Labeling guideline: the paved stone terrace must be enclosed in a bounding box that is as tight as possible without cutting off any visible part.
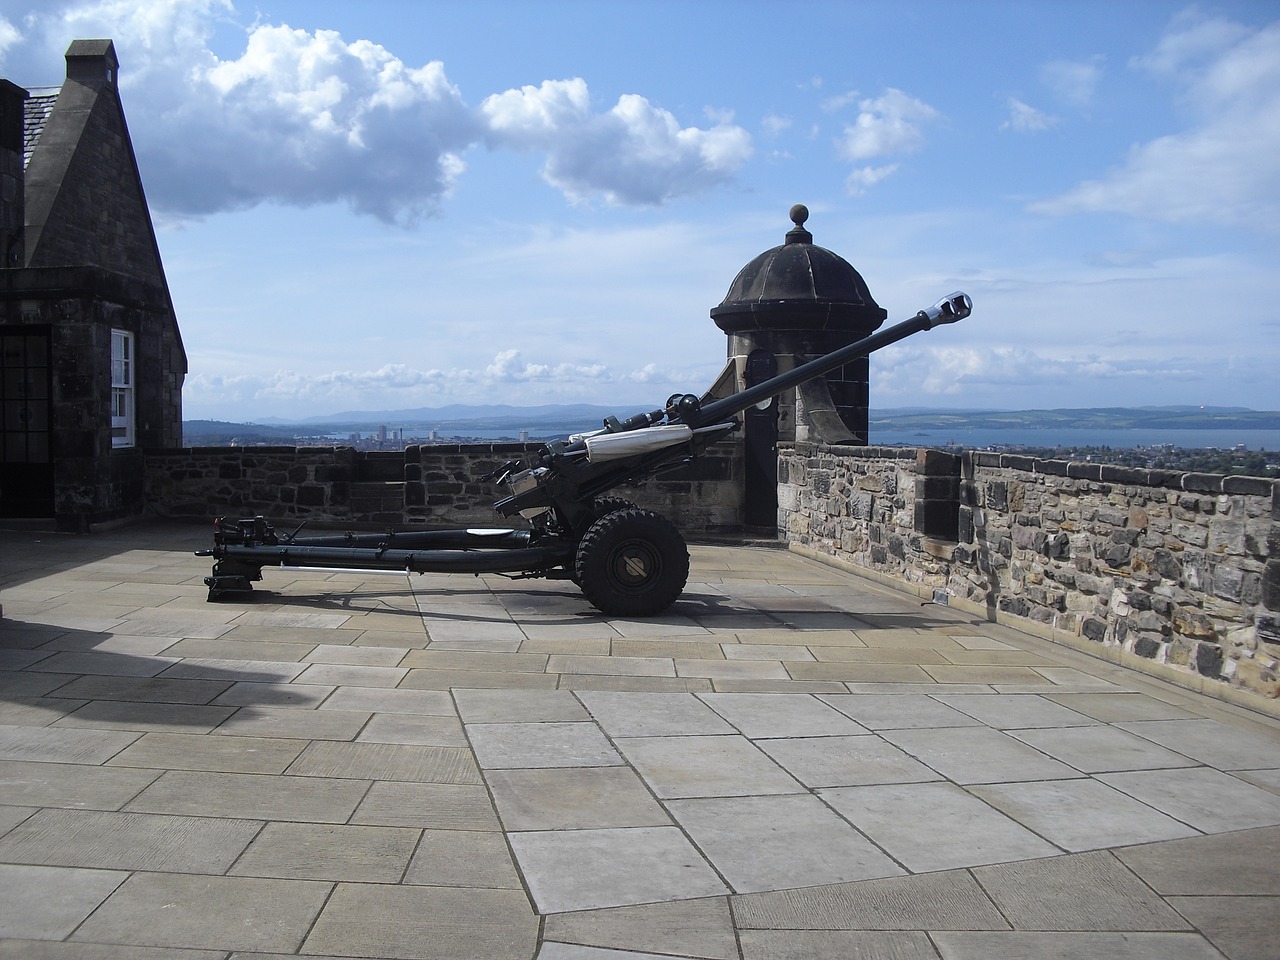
[2,521,1279,960]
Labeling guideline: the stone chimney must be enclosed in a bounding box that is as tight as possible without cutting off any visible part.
[0,79,27,267]
[65,39,118,89]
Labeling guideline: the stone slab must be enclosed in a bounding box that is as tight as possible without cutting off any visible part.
[758,735,939,788]
[0,725,139,764]
[73,872,330,953]
[931,931,1231,960]
[54,699,237,734]
[881,726,1081,784]
[230,821,419,882]
[1115,718,1280,771]
[542,897,737,960]
[509,825,729,913]
[0,940,224,958]
[356,712,466,746]
[1042,693,1202,723]
[293,662,409,687]
[667,793,903,892]
[211,705,371,740]
[0,759,160,810]
[932,694,1097,729]
[287,739,481,782]
[0,863,126,940]
[453,688,590,723]
[740,930,942,960]
[303,642,407,665]
[971,778,1201,852]
[1018,722,1201,772]
[467,721,623,769]
[210,681,335,707]
[159,636,318,662]
[731,869,1009,930]
[1099,767,1280,832]
[616,734,802,798]
[107,731,306,774]
[720,643,814,661]
[676,659,791,681]
[822,781,1060,872]
[403,828,522,888]
[26,650,179,678]
[1165,896,1278,960]
[485,765,670,830]
[547,655,675,677]
[784,662,933,683]
[303,883,538,959]
[1114,825,1280,894]
[125,770,369,822]
[350,779,501,830]
[0,808,259,873]
[319,684,456,715]
[566,675,717,692]
[697,693,868,738]
[157,658,308,683]
[576,691,734,737]
[818,693,983,729]
[399,667,560,690]
[972,850,1192,931]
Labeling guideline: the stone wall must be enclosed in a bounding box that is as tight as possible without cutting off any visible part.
[779,441,1280,706]
[144,438,745,534]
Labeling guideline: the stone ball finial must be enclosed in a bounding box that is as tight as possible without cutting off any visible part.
[785,203,813,245]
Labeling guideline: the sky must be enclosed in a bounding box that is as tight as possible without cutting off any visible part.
[1,0,1277,422]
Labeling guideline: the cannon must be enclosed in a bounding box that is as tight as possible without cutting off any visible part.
[198,291,971,615]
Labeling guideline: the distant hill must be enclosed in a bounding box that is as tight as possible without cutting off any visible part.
[184,405,1280,445]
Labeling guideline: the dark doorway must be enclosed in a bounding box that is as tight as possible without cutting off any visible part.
[743,348,779,530]
[0,329,54,518]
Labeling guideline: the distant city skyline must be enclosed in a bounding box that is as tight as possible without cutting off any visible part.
[2,0,1276,421]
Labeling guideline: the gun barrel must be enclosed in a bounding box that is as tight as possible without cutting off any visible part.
[683,291,970,428]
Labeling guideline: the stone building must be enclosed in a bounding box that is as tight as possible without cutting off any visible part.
[0,39,186,530]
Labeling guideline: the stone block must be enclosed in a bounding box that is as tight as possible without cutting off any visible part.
[1264,560,1280,612]
[1183,472,1224,494]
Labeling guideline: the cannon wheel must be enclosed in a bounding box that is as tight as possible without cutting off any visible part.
[591,496,637,519]
[565,497,640,586]
[574,507,689,616]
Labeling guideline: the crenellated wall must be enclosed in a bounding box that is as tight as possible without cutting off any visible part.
[779,441,1280,708]
[144,439,744,535]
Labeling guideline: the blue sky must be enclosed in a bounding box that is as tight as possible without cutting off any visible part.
[2,0,1277,421]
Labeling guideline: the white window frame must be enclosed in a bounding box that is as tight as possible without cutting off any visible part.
[111,329,135,448]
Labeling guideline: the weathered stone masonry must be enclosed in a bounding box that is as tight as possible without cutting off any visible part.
[144,438,744,534]
[779,442,1280,704]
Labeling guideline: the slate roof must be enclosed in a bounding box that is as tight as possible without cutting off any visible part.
[22,89,58,169]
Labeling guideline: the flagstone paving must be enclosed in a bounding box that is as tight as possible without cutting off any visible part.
[2,521,1279,958]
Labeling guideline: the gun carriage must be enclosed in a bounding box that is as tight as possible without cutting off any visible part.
[199,292,971,615]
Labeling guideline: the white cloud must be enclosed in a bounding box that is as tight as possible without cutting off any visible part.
[834,88,940,194]
[845,163,899,195]
[0,16,22,58]
[761,113,791,138]
[1040,57,1103,106]
[9,0,751,221]
[1001,97,1058,133]
[1030,13,1280,232]
[481,79,752,206]
[183,347,712,419]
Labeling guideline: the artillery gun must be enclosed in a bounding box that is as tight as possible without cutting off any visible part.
[199,292,971,615]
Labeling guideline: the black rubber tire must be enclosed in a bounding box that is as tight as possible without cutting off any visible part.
[591,496,637,519]
[574,507,689,616]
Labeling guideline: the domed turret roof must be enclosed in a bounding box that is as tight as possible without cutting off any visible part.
[710,204,887,334]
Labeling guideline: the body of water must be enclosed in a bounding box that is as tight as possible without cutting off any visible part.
[868,427,1280,451]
